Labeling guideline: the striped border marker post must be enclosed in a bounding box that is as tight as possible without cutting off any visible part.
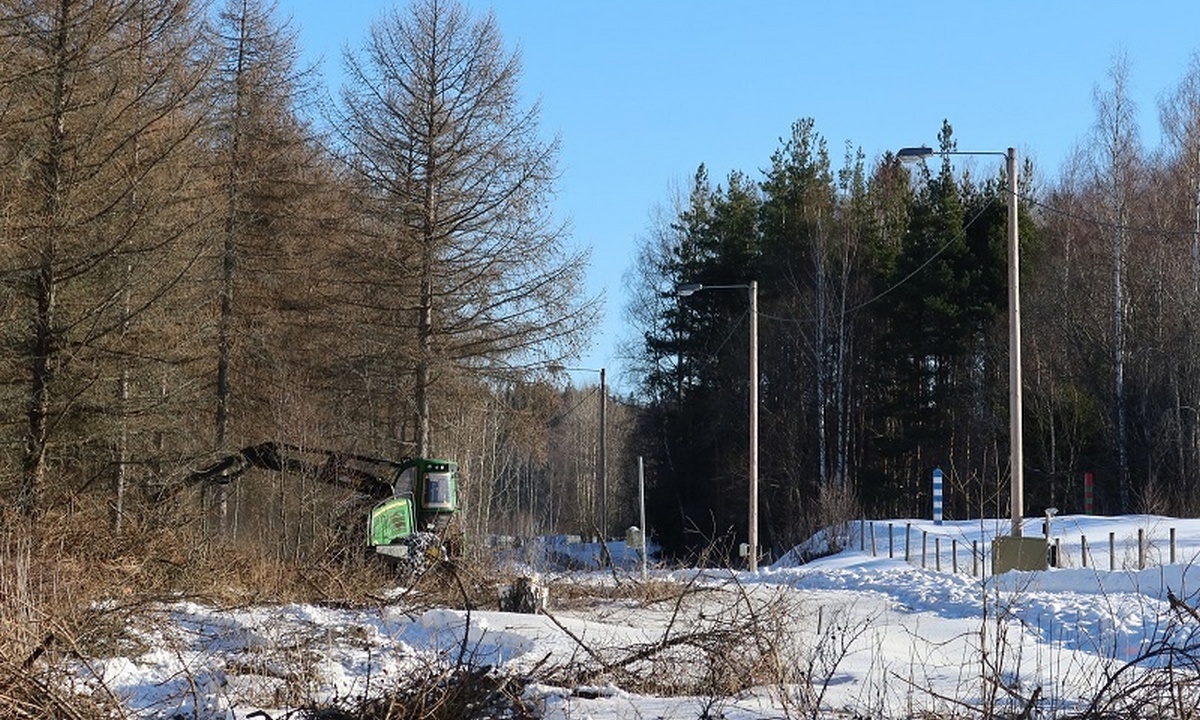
[1084,472,1094,515]
[933,467,944,526]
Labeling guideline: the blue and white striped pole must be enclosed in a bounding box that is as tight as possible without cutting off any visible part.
[933,467,944,525]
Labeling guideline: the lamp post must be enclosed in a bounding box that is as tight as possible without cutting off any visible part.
[898,146,1023,537]
[677,280,759,570]
[550,365,607,543]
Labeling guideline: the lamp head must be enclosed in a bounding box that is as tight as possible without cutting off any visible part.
[676,283,703,297]
[897,146,934,163]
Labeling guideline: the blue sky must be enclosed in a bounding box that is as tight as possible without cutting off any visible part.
[279,0,1200,393]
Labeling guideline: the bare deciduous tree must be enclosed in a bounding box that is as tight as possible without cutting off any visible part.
[0,0,211,517]
[1089,55,1143,511]
[332,0,597,458]
[209,0,327,451]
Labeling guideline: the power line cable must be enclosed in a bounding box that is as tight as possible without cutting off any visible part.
[1023,194,1200,237]
[758,195,1001,324]
[675,187,1199,334]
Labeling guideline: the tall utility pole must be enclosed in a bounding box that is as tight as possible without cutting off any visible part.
[1005,147,1023,537]
[748,280,759,569]
[599,367,607,541]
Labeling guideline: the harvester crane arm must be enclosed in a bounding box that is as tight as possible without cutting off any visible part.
[186,441,395,498]
[184,441,460,567]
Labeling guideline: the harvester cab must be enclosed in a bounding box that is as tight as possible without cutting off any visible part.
[369,457,459,561]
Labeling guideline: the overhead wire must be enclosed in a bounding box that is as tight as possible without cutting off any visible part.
[672,305,750,377]
[755,186,1200,328]
[545,384,600,427]
[1022,194,1200,237]
[676,179,1200,334]
[756,194,1001,325]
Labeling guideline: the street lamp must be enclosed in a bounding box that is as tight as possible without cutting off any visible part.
[677,280,760,571]
[897,146,1023,538]
[549,365,607,543]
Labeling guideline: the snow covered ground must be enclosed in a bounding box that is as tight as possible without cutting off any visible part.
[76,515,1200,718]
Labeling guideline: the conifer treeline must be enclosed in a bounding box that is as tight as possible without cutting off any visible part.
[630,57,1200,558]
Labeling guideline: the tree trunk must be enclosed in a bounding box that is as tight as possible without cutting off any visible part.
[22,0,72,517]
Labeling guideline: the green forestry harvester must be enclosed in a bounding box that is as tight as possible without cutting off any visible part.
[187,442,460,564]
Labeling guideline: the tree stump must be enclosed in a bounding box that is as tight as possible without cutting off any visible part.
[499,576,547,613]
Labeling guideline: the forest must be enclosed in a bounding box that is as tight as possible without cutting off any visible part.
[0,0,613,558]
[627,59,1200,560]
[4,0,1200,568]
